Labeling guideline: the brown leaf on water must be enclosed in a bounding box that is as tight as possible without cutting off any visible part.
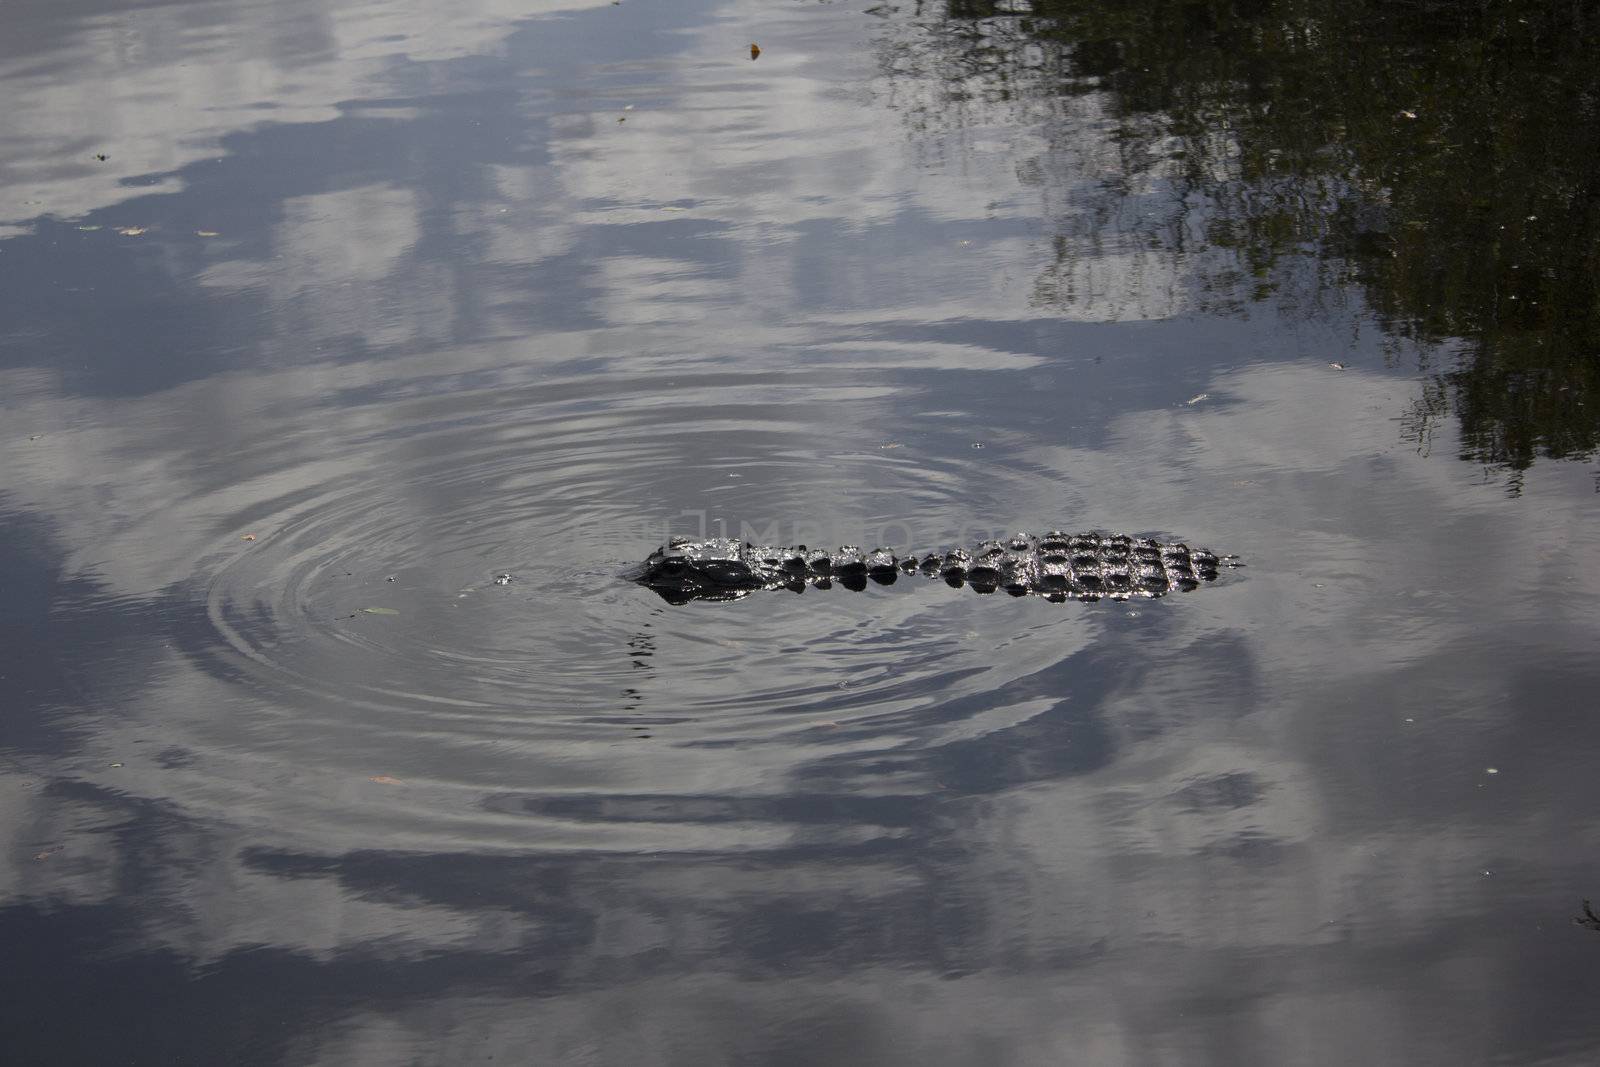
[240,533,256,541]
[750,42,761,60]
[368,775,402,784]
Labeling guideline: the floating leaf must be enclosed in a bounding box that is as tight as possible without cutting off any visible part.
[361,607,400,615]
[750,42,761,60]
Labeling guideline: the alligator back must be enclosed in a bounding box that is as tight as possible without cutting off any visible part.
[628,531,1240,604]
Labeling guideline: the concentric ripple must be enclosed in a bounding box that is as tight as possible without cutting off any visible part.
[166,351,1142,827]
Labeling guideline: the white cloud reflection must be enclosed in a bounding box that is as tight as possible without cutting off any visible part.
[3,0,1599,1063]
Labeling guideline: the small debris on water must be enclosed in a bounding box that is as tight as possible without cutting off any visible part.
[1186,393,1208,405]
[196,230,220,237]
[493,573,515,585]
[28,434,42,441]
[240,533,256,541]
[361,607,399,615]
[970,442,984,449]
[1485,767,1499,775]
[385,575,397,582]
[115,226,147,236]
[34,846,63,861]
[1329,361,1346,370]
[109,762,123,768]
[368,775,402,784]
[94,153,108,162]
[750,42,761,60]
[1397,109,1417,119]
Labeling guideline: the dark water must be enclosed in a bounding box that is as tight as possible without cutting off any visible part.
[3,0,1599,1062]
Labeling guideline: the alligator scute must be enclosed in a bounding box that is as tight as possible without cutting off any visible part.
[628,531,1241,604]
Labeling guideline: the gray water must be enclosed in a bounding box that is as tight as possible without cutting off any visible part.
[4,1,1600,1063]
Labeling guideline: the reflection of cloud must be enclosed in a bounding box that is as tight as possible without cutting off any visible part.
[201,182,438,348]
[7,317,1600,1061]
[5,2,1600,1063]
[6,352,1598,946]
[0,0,613,227]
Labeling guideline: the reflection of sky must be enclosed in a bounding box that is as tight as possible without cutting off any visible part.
[0,0,618,227]
[4,0,1600,1064]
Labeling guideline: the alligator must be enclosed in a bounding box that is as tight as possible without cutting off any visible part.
[628,532,1240,604]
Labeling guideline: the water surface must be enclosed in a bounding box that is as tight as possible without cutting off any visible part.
[4,0,1600,1063]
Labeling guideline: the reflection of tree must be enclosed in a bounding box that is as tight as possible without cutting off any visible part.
[877,0,1600,483]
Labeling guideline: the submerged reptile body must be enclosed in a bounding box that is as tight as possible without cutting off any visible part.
[630,532,1239,604]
